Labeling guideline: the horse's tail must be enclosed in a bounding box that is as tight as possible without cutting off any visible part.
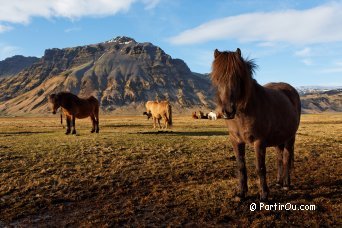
[167,103,172,126]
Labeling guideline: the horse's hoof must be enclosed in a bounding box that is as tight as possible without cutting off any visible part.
[91,130,95,133]
[96,130,99,133]
[65,131,70,135]
[72,131,76,135]
[233,192,246,202]
[233,196,244,202]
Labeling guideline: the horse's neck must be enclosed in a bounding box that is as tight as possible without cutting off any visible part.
[240,79,264,115]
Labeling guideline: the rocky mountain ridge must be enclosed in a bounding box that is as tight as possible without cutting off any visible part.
[0,36,215,114]
[0,55,39,78]
[0,37,340,115]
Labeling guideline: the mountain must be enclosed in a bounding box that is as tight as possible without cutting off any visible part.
[0,36,215,114]
[300,88,342,113]
[296,86,342,95]
[0,55,39,78]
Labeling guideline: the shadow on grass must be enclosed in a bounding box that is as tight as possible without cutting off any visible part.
[105,124,146,128]
[0,131,52,136]
[136,130,228,136]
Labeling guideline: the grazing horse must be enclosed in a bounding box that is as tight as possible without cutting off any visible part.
[199,111,208,119]
[144,101,172,129]
[48,92,100,135]
[208,111,217,120]
[211,48,301,201]
[192,111,199,119]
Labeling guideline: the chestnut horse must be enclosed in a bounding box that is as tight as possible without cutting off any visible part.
[48,92,99,134]
[143,101,172,129]
[211,48,301,201]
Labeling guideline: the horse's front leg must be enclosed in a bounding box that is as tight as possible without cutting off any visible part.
[65,116,71,135]
[71,115,76,134]
[254,141,269,201]
[153,117,156,129]
[283,137,295,190]
[231,139,248,201]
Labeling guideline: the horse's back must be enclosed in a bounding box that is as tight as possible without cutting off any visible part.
[264,82,301,115]
[87,96,99,106]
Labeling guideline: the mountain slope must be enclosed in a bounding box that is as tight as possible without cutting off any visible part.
[0,37,215,114]
[0,55,39,78]
[300,89,342,113]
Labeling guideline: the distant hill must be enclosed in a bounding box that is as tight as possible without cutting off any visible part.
[0,55,39,78]
[0,36,215,114]
[300,88,342,113]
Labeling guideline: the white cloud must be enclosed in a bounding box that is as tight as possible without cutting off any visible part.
[0,0,160,24]
[295,47,311,57]
[142,0,160,10]
[0,24,12,33]
[0,44,20,60]
[301,59,313,66]
[64,27,82,33]
[320,67,342,74]
[320,60,342,73]
[169,2,342,45]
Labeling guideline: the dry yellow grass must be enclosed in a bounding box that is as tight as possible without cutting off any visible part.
[0,114,341,226]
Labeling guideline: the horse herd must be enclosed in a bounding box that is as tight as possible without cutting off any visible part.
[48,48,301,201]
[192,111,221,120]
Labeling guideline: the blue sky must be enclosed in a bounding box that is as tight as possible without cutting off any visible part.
[0,0,341,86]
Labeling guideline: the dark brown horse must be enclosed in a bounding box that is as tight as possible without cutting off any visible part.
[211,48,301,201]
[48,92,100,135]
[199,111,208,119]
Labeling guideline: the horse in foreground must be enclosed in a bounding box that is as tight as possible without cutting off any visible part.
[143,101,172,129]
[48,92,100,134]
[211,48,301,201]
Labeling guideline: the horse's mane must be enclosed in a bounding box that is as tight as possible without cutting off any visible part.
[211,49,257,108]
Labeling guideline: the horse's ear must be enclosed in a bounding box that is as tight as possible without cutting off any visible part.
[214,49,220,58]
[236,48,241,56]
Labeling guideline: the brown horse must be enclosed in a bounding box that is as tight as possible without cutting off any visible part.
[143,101,172,129]
[48,92,100,135]
[192,111,199,119]
[211,48,301,201]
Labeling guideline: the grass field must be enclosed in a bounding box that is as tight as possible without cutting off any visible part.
[0,114,341,226]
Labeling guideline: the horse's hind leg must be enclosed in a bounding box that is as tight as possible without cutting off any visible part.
[157,118,162,129]
[65,116,71,135]
[276,144,285,186]
[71,115,76,134]
[283,137,295,190]
[94,108,99,133]
[90,115,96,133]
